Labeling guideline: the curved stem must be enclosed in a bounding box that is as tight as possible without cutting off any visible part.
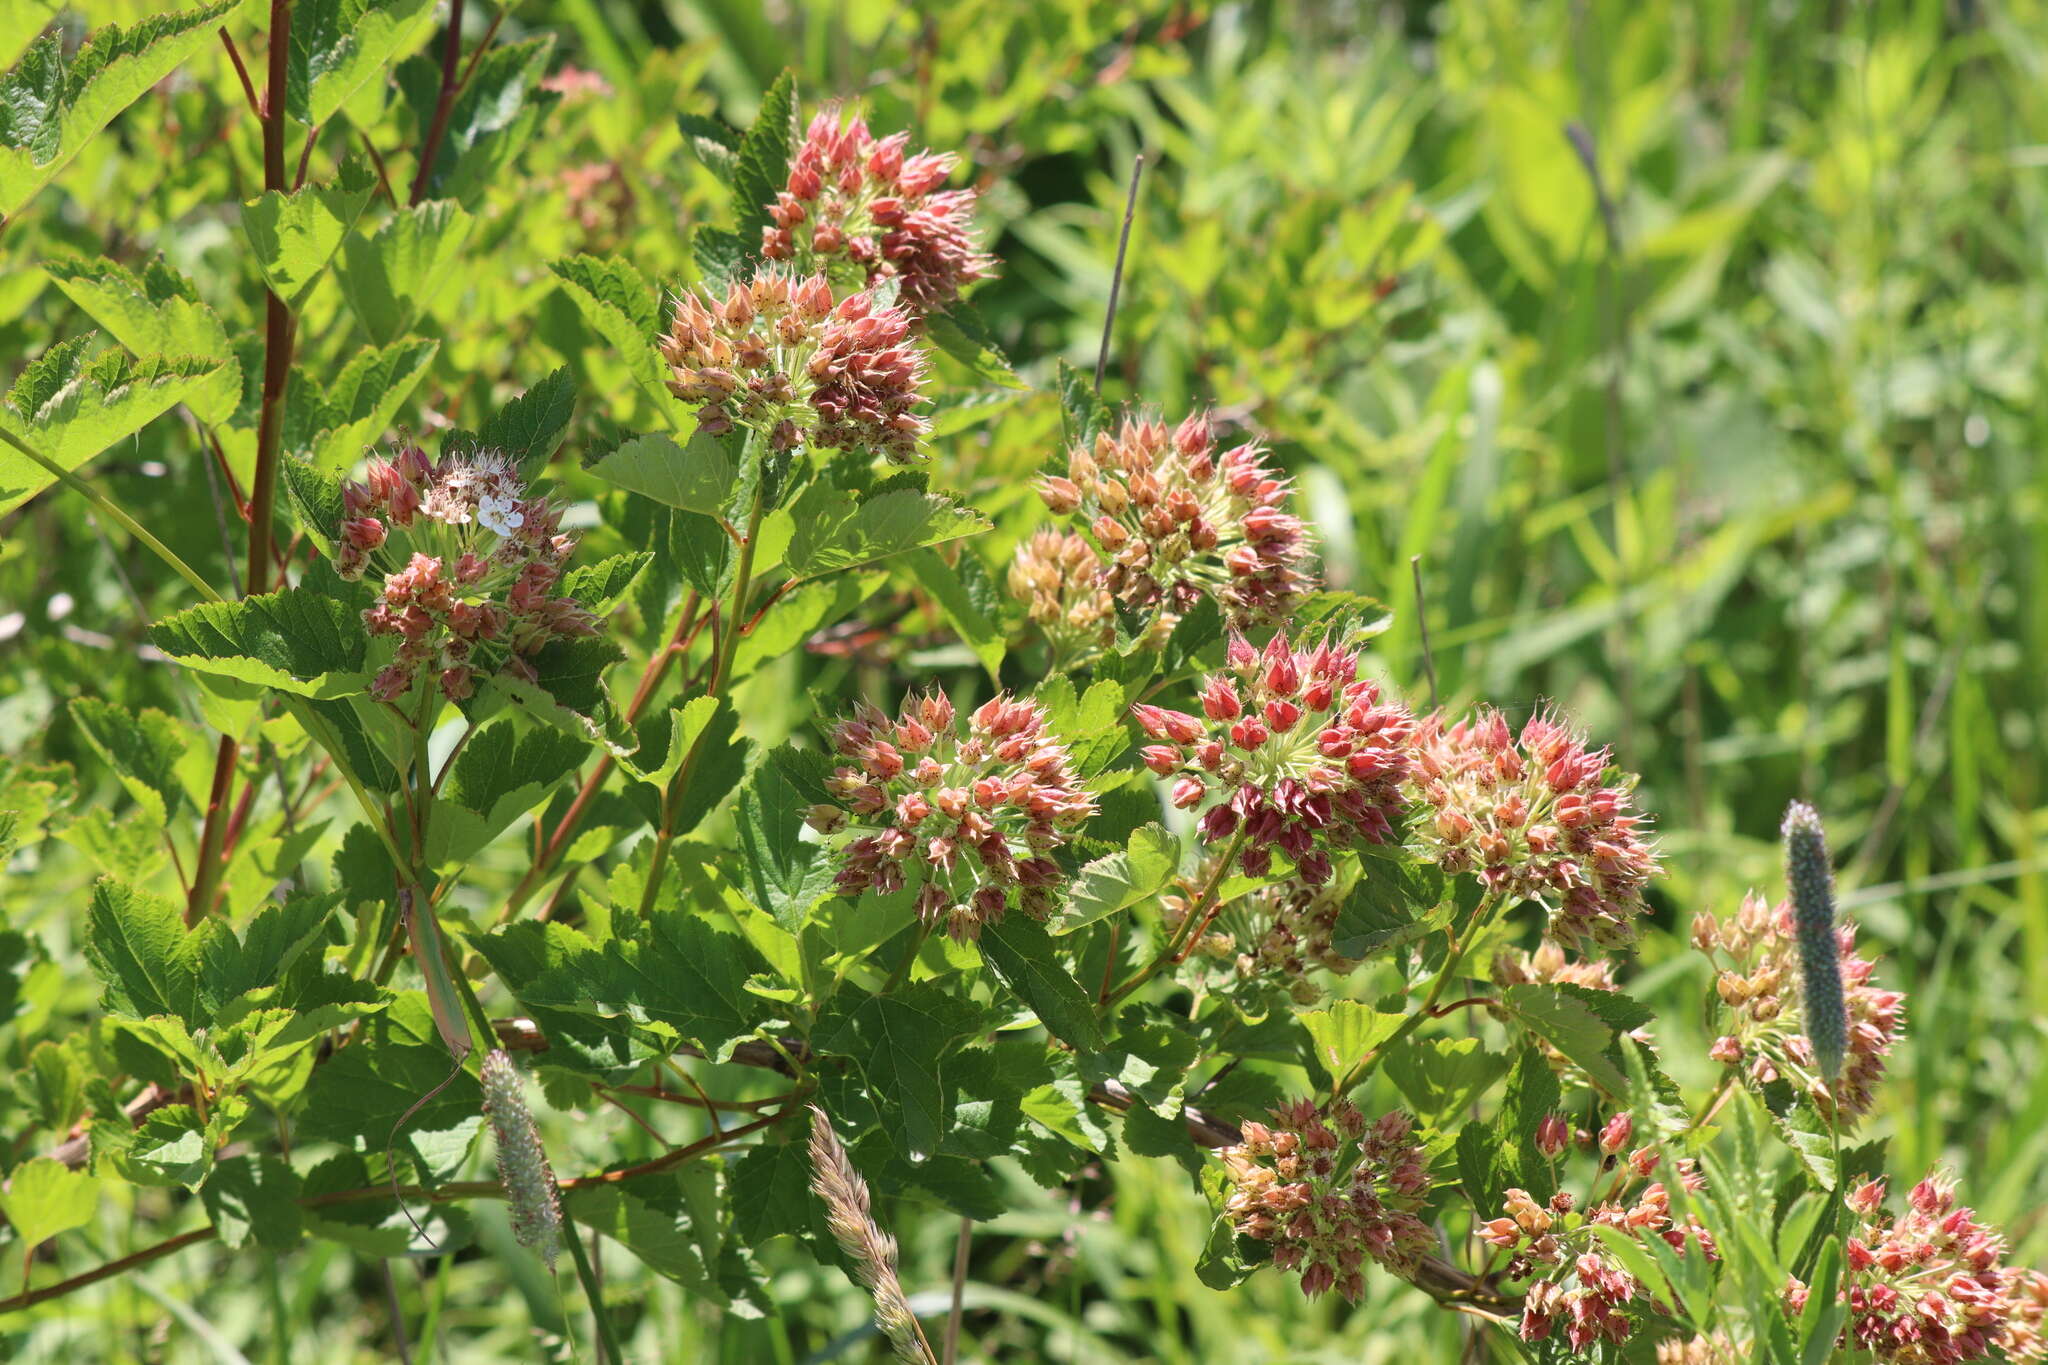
[1101,829,1248,1013]
[0,426,223,602]
[1335,892,1503,1096]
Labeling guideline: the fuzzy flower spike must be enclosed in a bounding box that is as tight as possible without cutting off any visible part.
[1694,889,1903,1124]
[1133,631,1414,883]
[1040,412,1315,635]
[1407,707,1660,949]
[336,438,596,704]
[1782,800,1849,1084]
[764,106,994,314]
[814,691,1097,940]
[480,1050,563,1270]
[661,268,930,462]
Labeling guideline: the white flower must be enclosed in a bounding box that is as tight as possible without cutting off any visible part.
[478,492,525,537]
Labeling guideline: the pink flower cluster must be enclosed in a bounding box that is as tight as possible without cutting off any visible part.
[660,270,929,461]
[1784,1173,2045,1363]
[1408,709,1659,950]
[1007,528,1116,661]
[815,692,1097,940]
[1220,1101,1435,1301]
[762,108,994,314]
[336,441,595,704]
[1133,633,1414,883]
[1039,413,1314,633]
[1482,1117,1715,1351]
[1695,890,1905,1124]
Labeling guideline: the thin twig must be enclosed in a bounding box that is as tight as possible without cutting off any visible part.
[942,1216,973,1365]
[381,1260,416,1365]
[218,29,261,118]
[409,0,469,206]
[1094,151,1144,395]
[1411,554,1439,711]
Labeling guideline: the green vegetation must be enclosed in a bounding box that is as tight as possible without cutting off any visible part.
[0,1,2042,1361]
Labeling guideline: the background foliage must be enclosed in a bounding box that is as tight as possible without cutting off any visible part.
[1,0,2044,1360]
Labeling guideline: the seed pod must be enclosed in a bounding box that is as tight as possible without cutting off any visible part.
[480,1050,562,1270]
[1782,801,1848,1084]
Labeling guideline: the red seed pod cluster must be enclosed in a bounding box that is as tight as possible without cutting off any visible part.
[1784,1172,2043,1363]
[762,108,994,315]
[816,692,1097,940]
[1132,632,1414,884]
[1220,1101,1435,1302]
[1235,879,1358,1004]
[1407,708,1659,950]
[1481,1132,1716,1351]
[660,270,929,461]
[1695,890,1905,1124]
[1038,413,1315,634]
[336,440,596,704]
[1007,528,1118,661]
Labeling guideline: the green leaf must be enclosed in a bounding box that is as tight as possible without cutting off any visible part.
[979,916,1103,1051]
[925,302,1025,389]
[149,582,369,698]
[735,744,834,930]
[41,255,240,423]
[0,1,237,221]
[240,162,378,310]
[426,721,585,869]
[296,998,482,1181]
[587,431,735,515]
[1034,677,1129,779]
[565,1166,725,1299]
[902,545,1004,679]
[784,479,991,579]
[1585,1223,1677,1311]
[1798,1236,1847,1363]
[0,340,231,517]
[201,1155,305,1251]
[281,456,346,553]
[84,877,201,1025]
[472,366,576,476]
[123,1104,213,1188]
[0,1157,98,1247]
[815,982,985,1161]
[547,255,683,422]
[398,36,557,207]
[725,1140,816,1244]
[0,2,59,70]
[289,335,440,471]
[618,696,721,789]
[1298,1000,1405,1085]
[335,200,474,346]
[197,891,338,1008]
[1194,1163,1273,1288]
[1383,1036,1510,1123]
[561,552,651,616]
[1054,359,1110,448]
[1081,1008,1199,1116]
[511,908,768,1058]
[288,0,437,125]
[1051,824,1178,934]
[1764,1087,1840,1191]
[1328,855,1448,959]
[727,70,796,272]
[1497,983,1629,1098]
[68,697,189,819]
